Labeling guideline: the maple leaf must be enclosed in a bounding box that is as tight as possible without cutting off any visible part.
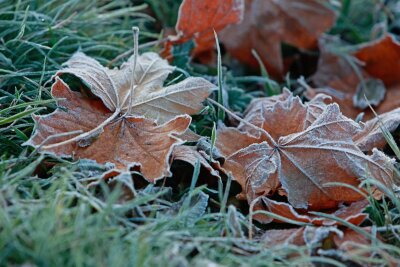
[25,78,191,182]
[58,51,215,124]
[311,34,400,120]
[216,91,331,199]
[238,89,331,138]
[216,92,394,210]
[220,0,336,78]
[164,0,244,56]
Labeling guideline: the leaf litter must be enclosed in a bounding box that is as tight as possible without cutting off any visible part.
[25,29,215,182]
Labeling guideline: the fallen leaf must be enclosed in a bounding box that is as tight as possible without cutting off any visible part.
[25,78,191,182]
[238,89,330,139]
[164,0,244,56]
[255,197,368,226]
[333,227,371,250]
[354,34,400,86]
[264,225,396,265]
[172,145,220,178]
[330,227,398,266]
[311,34,400,119]
[354,108,400,152]
[220,0,336,78]
[216,92,394,210]
[263,226,377,259]
[58,51,214,123]
[262,226,343,248]
[262,227,305,247]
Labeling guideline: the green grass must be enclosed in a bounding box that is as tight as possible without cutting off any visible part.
[1,1,400,266]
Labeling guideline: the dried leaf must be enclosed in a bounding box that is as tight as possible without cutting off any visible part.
[220,0,336,77]
[262,227,305,247]
[329,227,399,266]
[58,52,214,123]
[217,92,394,210]
[25,79,191,182]
[263,226,397,265]
[238,89,330,139]
[333,227,371,250]
[311,34,400,119]
[165,0,244,55]
[263,226,373,254]
[172,145,220,178]
[354,108,400,151]
[256,197,368,226]
[354,34,400,86]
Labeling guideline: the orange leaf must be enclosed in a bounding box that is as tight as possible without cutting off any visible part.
[220,0,336,78]
[354,34,400,86]
[165,0,244,56]
[311,34,400,120]
[25,79,191,182]
[255,197,368,226]
[216,92,394,210]
[262,226,386,265]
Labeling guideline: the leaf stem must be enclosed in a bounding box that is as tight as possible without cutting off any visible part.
[126,27,140,116]
[42,108,121,149]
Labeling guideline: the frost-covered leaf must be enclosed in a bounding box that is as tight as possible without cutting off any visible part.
[255,197,368,226]
[354,108,400,151]
[58,51,214,123]
[354,34,400,86]
[172,145,220,178]
[311,34,400,119]
[164,0,244,56]
[217,92,394,210]
[25,79,190,182]
[220,0,336,77]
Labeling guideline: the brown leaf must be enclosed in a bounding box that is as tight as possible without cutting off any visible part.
[238,89,330,139]
[220,0,336,78]
[354,34,400,86]
[172,145,220,178]
[331,227,398,265]
[255,197,368,226]
[333,227,371,250]
[262,226,373,254]
[354,108,400,152]
[165,0,244,55]
[311,34,400,120]
[263,226,398,265]
[25,78,191,182]
[262,227,305,247]
[58,52,214,124]
[262,226,343,249]
[217,92,394,210]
